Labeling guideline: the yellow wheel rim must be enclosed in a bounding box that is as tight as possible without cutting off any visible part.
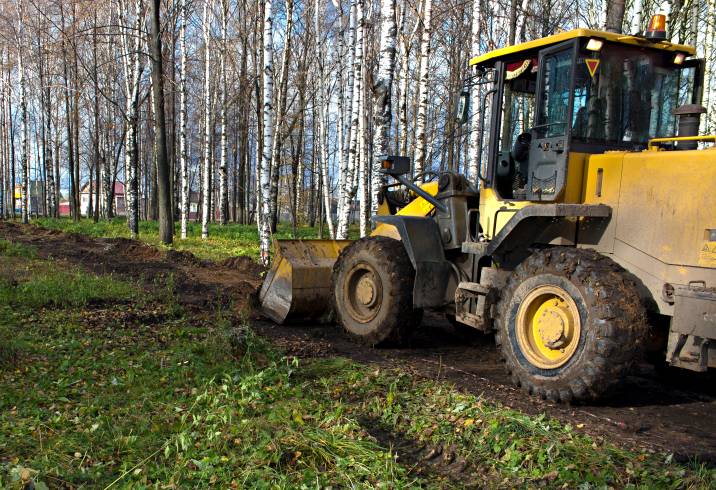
[516,285,581,369]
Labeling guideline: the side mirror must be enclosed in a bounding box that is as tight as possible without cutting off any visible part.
[455,89,469,125]
[378,155,411,176]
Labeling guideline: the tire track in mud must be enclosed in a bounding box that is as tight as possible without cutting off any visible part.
[256,313,716,464]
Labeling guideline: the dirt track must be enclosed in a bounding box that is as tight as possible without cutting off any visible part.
[2,221,714,464]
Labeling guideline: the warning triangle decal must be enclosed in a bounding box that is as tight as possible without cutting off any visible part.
[585,58,600,78]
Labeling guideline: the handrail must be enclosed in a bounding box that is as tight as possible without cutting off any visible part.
[647,135,716,150]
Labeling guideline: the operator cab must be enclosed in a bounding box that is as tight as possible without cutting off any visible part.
[470,22,703,202]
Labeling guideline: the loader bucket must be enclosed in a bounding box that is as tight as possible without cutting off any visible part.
[259,239,353,324]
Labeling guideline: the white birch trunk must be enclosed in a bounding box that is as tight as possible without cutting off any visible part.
[180,0,189,238]
[255,12,264,229]
[201,0,212,238]
[358,83,368,237]
[336,1,357,238]
[372,0,398,215]
[334,7,345,214]
[117,0,144,238]
[219,0,229,225]
[398,0,419,156]
[414,0,432,177]
[269,0,294,231]
[337,0,364,239]
[17,1,29,224]
[467,0,482,183]
[316,0,335,238]
[259,0,275,264]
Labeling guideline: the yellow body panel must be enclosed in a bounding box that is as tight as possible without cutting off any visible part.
[479,153,588,239]
[580,151,625,253]
[479,188,531,240]
[469,28,695,68]
[373,181,439,239]
[582,149,716,268]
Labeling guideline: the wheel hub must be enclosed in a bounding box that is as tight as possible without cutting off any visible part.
[356,276,377,307]
[344,263,383,323]
[516,285,581,369]
[536,299,573,349]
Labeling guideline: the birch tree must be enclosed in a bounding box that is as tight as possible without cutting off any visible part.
[179,0,189,239]
[16,0,28,223]
[269,0,294,231]
[201,0,212,239]
[335,1,357,239]
[397,0,419,156]
[413,0,433,176]
[117,0,144,238]
[219,0,229,225]
[259,0,275,264]
[372,0,398,215]
[337,0,364,239]
[467,0,482,183]
[316,0,335,238]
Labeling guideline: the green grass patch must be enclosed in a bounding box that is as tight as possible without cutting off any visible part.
[0,324,23,369]
[32,217,360,262]
[0,239,36,259]
[0,309,417,488]
[0,266,136,309]
[332,365,715,488]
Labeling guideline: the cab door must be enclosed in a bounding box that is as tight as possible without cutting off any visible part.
[527,42,577,201]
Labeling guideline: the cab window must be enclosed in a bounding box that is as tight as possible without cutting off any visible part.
[535,49,573,138]
[571,43,695,148]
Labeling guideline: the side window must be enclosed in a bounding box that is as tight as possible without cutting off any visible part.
[535,49,573,138]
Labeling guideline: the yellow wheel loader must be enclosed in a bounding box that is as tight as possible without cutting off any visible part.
[260,15,716,402]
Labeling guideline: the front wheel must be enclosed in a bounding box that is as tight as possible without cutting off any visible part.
[495,248,648,403]
[332,236,422,346]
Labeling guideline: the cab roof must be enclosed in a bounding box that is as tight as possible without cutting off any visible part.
[469,28,696,68]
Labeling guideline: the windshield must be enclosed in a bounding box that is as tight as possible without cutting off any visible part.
[571,43,694,147]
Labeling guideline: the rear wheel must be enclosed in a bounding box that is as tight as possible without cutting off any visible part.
[333,236,422,346]
[495,248,648,402]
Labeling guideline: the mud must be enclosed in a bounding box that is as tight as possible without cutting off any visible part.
[1,221,714,464]
[0,222,263,313]
[258,314,716,464]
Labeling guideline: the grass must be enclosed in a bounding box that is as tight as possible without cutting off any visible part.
[0,249,416,488]
[31,217,360,262]
[0,242,714,488]
[0,239,37,259]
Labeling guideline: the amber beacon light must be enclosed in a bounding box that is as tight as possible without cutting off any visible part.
[645,14,667,41]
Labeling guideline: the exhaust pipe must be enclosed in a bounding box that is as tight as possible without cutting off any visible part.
[673,104,706,150]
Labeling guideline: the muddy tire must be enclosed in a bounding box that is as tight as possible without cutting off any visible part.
[332,236,422,346]
[495,247,648,403]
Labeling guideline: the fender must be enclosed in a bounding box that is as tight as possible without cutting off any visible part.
[372,215,452,308]
[463,203,612,266]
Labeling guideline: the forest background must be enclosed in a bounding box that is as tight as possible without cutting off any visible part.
[0,0,714,262]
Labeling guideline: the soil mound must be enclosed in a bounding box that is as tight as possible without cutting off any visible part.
[166,249,203,266]
[220,256,265,277]
[105,238,164,260]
